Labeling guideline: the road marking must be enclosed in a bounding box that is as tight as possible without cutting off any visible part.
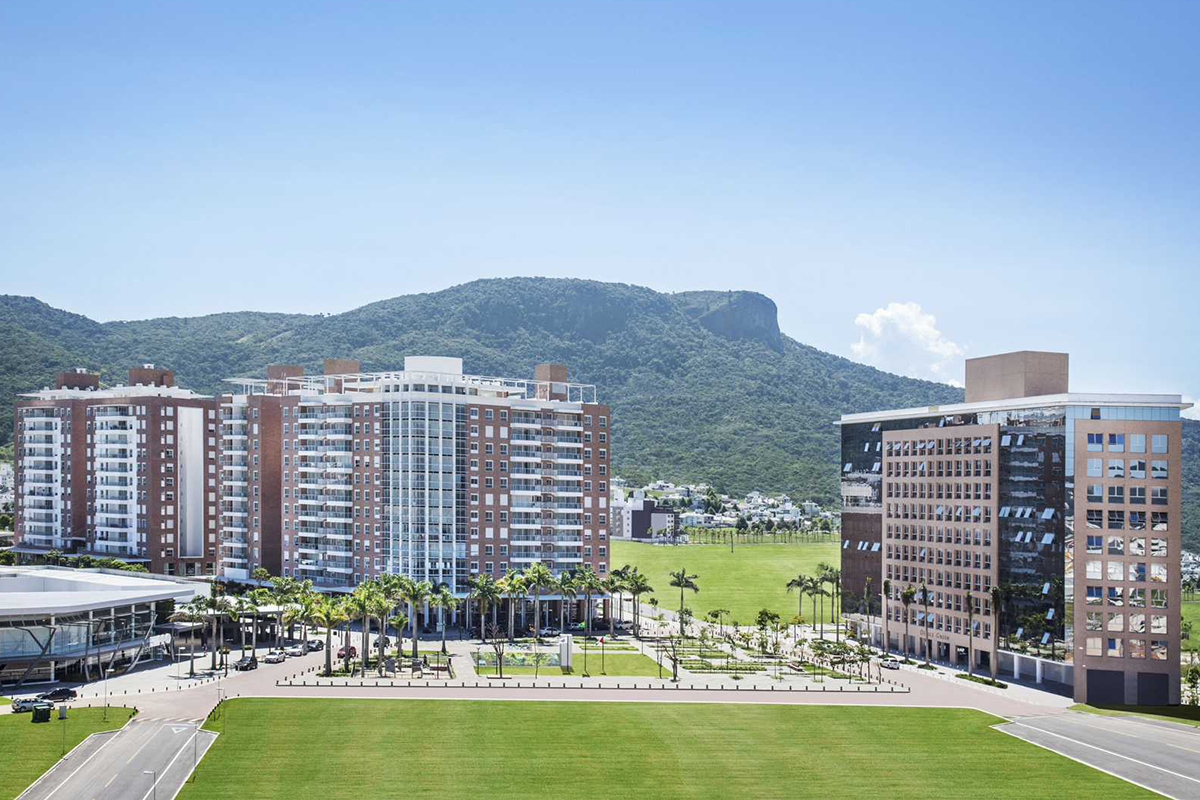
[138,730,199,800]
[1007,720,1200,789]
[104,775,117,788]
[38,727,128,800]
[125,724,162,764]
[1053,714,1200,756]
[995,725,1174,799]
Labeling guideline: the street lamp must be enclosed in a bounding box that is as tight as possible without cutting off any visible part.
[143,770,156,800]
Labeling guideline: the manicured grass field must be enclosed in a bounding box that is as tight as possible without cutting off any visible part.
[611,540,841,625]
[180,699,1152,799]
[1182,600,1199,652]
[1070,703,1200,728]
[0,706,134,799]
[475,652,663,677]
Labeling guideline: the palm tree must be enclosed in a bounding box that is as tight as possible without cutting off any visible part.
[668,568,699,636]
[882,579,892,654]
[499,570,526,642]
[828,568,842,642]
[900,586,917,661]
[624,571,652,637]
[990,584,1005,680]
[816,562,835,640]
[555,572,578,635]
[388,611,408,662]
[233,596,256,657]
[862,575,874,644]
[463,575,479,637]
[805,576,827,639]
[169,598,206,677]
[785,573,807,633]
[523,562,554,641]
[575,565,604,636]
[472,574,502,643]
[919,581,931,665]
[348,584,375,676]
[205,594,232,671]
[403,580,433,660]
[965,589,975,678]
[370,588,392,675]
[248,588,272,656]
[269,576,296,647]
[310,596,347,676]
[430,584,458,654]
[602,575,624,637]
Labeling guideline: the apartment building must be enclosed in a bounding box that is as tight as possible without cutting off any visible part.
[220,357,612,604]
[839,351,1187,705]
[12,366,221,577]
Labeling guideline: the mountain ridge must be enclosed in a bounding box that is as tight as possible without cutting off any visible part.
[2,278,1196,551]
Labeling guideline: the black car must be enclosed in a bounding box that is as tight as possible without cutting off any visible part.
[37,687,77,702]
[233,656,258,671]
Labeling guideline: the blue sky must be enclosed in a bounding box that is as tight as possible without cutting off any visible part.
[1,2,1197,411]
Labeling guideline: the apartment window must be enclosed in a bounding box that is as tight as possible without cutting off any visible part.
[1086,586,1102,605]
[1085,535,1102,554]
[1086,637,1102,657]
[1107,433,1124,452]
[1150,460,1168,480]
[1106,459,1124,479]
[1108,587,1124,606]
[1129,433,1146,453]
[1151,487,1167,505]
[1086,433,1103,452]
[1086,484,1103,503]
[1151,511,1169,531]
[1107,485,1124,504]
[1107,535,1124,555]
[1130,486,1146,504]
[1129,459,1147,479]
[1086,509,1103,529]
[1086,458,1102,477]
[1128,562,1146,582]
[1106,638,1123,658]
[1128,511,1146,531]
[1151,434,1168,454]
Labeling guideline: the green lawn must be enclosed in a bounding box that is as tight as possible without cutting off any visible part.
[0,706,134,799]
[475,652,663,677]
[612,540,841,625]
[180,699,1152,799]
[1182,600,1199,652]
[1070,703,1200,729]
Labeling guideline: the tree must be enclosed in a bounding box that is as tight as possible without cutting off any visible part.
[900,586,917,661]
[575,565,604,636]
[348,584,376,676]
[486,622,507,679]
[523,562,554,641]
[668,568,699,636]
[785,573,807,634]
[247,588,272,656]
[403,580,433,660]
[205,595,232,671]
[499,570,526,642]
[602,574,624,637]
[233,595,256,657]
[862,575,874,644]
[472,575,502,643]
[805,576,827,639]
[370,588,392,676]
[310,596,348,677]
[990,584,1005,680]
[556,572,578,634]
[169,598,206,677]
[882,579,892,654]
[430,584,458,655]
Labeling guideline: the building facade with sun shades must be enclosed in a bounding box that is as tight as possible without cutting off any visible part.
[838,350,1188,706]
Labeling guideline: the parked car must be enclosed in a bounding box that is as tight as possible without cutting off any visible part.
[37,687,77,702]
[538,627,560,637]
[880,658,901,670]
[233,656,258,671]
[306,639,324,652]
[11,698,54,713]
[337,645,357,659]
[377,636,391,648]
[263,651,287,664]
[285,644,307,657]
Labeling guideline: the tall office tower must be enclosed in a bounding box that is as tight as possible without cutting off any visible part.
[223,357,612,615]
[12,366,220,577]
[839,351,1187,705]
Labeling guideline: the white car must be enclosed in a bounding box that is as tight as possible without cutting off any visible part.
[880,657,901,670]
[12,698,54,713]
[285,644,307,657]
[263,651,287,664]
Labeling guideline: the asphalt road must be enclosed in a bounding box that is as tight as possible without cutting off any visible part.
[19,716,217,800]
[997,711,1200,799]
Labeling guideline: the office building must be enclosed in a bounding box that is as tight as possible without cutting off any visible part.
[839,351,1187,705]
[12,367,221,577]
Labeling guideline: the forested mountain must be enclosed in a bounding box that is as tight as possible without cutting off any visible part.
[1,277,1196,550]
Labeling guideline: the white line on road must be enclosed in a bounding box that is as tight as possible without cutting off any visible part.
[125,724,162,764]
[37,726,129,800]
[1008,720,1200,790]
[1049,714,1200,756]
[995,725,1173,799]
[104,775,117,788]
[138,730,199,800]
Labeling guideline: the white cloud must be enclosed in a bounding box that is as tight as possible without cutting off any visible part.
[1182,396,1200,421]
[851,301,965,386]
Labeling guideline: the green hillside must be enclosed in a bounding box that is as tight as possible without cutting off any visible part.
[2,278,1196,551]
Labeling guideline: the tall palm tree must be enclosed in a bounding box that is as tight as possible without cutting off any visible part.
[430,584,458,654]
[248,587,272,656]
[919,581,931,665]
[816,562,835,640]
[370,588,392,675]
[575,565,604,635]
[555,572,578,635]
[464,575,479,637]
[523,562,554,641]
[882,578,892,654]
[668,568,699,636]
[990,584,1005,680]
[805,576,827,639]
[347,584,375,676]
[623,571,652,637]
[269,576,297,646]
[310,596,347,676]
[233,596,256,657]
[472,574,502,643]
[403,580,433,660]
[388,611,408,662]
[169,598,206,677]
[900,586,917,660]
[499,570,526,642]
[965,589,975,678]
[602,574,624,637]
[786,574,807,632]
[205,594,232,671]
[862,575,874,644]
